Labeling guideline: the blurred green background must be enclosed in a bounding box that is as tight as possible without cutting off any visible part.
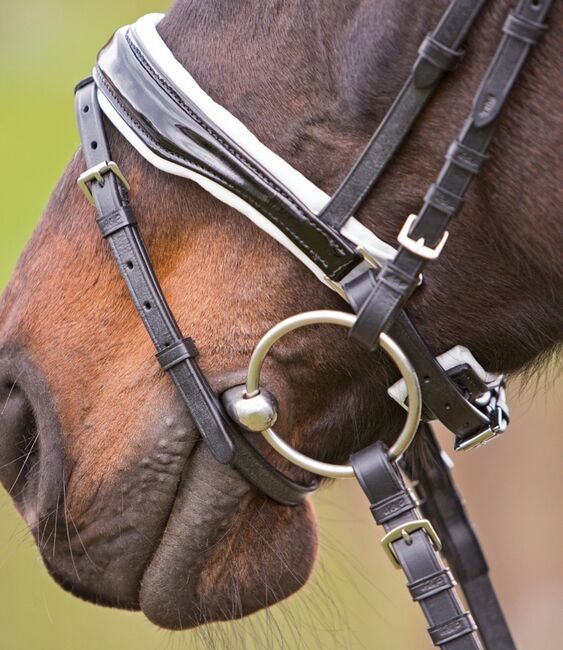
[1,2,561,649]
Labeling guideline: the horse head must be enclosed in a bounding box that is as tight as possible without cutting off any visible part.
[0,0,560,631]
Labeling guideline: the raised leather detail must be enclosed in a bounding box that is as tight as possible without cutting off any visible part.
[429,613,478,646]
[156,337,198,371]
[370,490,417,525]
[408,568,457,602]
[95,29,361,281]
[416,34,464,87]
[97,205,137,237]
[446,139,489,175]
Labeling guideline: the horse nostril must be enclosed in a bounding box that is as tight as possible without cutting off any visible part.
[0,380,39,501]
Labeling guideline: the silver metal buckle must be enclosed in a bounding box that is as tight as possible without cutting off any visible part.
[77,161,130,205]
[397,213,449,260]
[381,518,442,569]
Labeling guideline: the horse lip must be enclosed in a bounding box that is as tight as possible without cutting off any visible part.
[138,440,252,628]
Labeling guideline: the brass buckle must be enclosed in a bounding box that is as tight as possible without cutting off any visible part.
[77,161,130,205]
[397,214,449,260]
[381,518,442,569]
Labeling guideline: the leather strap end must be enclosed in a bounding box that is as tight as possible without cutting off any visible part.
[473,4,549,128]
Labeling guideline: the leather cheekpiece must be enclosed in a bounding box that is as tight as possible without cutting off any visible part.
[75,79,317,505]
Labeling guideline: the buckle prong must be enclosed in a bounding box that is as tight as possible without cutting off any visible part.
[398,214,449,260]
[77,161,130,205]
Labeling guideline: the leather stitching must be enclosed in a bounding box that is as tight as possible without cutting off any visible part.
[98,71,353,276]
[124,33,352,263]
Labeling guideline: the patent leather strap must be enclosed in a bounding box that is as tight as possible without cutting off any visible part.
[318,0,487,231]
[75,79,316,506]
[406,425,516,650]
[352,442,482,649]
[350,0,554,351]
[94,24,361,283]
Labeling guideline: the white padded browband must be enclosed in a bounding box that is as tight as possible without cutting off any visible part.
[97,13,397,292]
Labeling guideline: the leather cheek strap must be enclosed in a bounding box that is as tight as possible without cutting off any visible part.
[351,442,482,649]
[75,78,316,506]
[348,0,553,351]
[343,269,491,442]
[317,0,487,231]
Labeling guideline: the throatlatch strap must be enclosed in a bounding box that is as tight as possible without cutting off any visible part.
[74,79,316,506]
[406,425,516,650]
[351,442,482,649]
[349,0,554,351]
[318,0,487,231]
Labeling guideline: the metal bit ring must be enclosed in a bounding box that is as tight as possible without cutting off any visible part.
[245,310,422,478]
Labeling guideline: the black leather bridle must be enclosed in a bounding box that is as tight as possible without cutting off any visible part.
[73,0,553,647]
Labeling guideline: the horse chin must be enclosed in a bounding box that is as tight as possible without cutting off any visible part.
[138,441,319,630]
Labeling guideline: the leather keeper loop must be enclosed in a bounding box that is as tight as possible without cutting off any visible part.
[419,34,464,71]
[424,183,464,217]
[408,569,456,602]
[156,337,198,371]
[446,139,489,175]
[428,613,477,646]
[380,260,415,291]
[97,206,136,237]
[502,10,547,45]
[370,490,416,525]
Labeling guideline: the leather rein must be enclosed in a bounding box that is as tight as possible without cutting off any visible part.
[73,0,553,647]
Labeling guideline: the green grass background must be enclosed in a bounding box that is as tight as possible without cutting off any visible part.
[1,2,561,650]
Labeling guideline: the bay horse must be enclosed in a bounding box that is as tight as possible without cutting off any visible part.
[0,0,561,642]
